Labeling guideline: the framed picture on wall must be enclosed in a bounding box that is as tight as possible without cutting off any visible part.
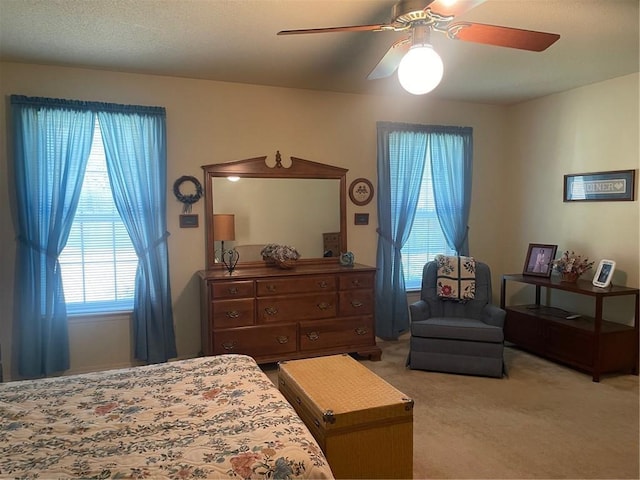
[523,243,557,277]
[179,214,199,228]
[564,169,635,202]
[354,213,369,225]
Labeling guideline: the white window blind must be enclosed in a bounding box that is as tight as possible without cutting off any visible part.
[401,149,455,290]
[59,120,137,314]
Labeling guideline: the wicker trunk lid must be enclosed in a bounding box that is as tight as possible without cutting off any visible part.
[278,354,413,479]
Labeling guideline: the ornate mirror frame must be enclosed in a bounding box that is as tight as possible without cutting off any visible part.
[202,152,348,270]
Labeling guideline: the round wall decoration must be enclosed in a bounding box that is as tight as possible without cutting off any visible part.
[173,175,203,213]
[348,178,374,206]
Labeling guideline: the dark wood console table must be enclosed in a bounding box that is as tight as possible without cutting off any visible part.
[501,274,639,382]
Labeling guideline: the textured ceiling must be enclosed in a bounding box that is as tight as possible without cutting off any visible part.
[0,0,638,105]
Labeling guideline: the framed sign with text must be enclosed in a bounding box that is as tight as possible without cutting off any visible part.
[564,170,635,202]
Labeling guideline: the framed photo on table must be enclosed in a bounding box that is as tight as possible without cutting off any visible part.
[592,259,616,288]
[523,243,557,278]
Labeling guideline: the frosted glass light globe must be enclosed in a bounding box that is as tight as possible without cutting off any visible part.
[397,45,444,95]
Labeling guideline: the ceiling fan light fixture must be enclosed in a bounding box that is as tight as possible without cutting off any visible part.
[397,44,444,95]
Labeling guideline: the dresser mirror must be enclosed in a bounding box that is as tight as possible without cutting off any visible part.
[202,152,348,269]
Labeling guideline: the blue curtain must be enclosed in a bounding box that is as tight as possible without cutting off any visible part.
[375,122,428,339]
[11,95,95,377]
[430,128,473,255]
[375,122,473,340]
[98,108,177,363]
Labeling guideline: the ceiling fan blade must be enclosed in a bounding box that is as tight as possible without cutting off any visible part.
[448,22,560,51]
[367,38,411,80]
[428,0,486,18]
[277,24,386,35]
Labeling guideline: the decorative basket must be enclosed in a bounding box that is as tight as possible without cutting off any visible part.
[276,259,297,269]
[561,272,580,283]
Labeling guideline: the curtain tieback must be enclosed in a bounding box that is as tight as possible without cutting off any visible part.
[16,235,57,258]
[138,231,170,258]
[376,228,401,249]
[453,225,470,253]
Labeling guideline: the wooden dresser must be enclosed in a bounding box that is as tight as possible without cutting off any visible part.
[198,263,382,363]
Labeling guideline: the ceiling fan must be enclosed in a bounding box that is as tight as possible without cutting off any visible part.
[278,0,560,94]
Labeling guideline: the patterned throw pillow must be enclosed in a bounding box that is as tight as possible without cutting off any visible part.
[435,255,476,301]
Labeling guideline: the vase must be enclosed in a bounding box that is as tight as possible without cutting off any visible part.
[561,272,579,283]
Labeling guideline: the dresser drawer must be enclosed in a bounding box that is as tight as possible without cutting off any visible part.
[339,273,374,290]
[257,293,337,323]
[210,280,254,299]
[256,275,336,296]
[339,289,374,316]
[299,316,375,351]
[211,299,255,328]
[212,324,298,357]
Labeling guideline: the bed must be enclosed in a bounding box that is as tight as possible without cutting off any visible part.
[0,354,334,479]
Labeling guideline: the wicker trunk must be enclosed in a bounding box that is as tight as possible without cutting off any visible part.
[278,354,413,479]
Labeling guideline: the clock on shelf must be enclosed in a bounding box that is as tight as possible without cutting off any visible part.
[349,178,374,206]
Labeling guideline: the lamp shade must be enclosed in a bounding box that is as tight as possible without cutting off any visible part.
[213,214,235,241]
[397,44,444,95]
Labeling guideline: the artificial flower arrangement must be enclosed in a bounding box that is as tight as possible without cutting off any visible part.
[261,243,301,267]
[552,250,594,280]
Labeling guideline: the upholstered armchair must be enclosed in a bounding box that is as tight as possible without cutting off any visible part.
[408,259,506,378]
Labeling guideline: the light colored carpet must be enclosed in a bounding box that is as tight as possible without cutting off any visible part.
[263,334,639,479]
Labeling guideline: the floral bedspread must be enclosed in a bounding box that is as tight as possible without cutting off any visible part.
[0,355,334,479]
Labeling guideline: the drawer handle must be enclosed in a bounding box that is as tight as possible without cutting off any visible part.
[267,284,277,292]
[227,287,239,295]
[265,306,279,316]
[296,396,302,405]
[226,310,240,319]
[351,300,364,308]
[221,341,237,351]
[317,281,328,289]
[355,327,368,336]
[317,302,331,311]
[276,335,289,344]
[307,331,320,341]
[351,279,361,287]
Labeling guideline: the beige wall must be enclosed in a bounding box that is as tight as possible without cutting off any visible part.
[501,73,639,324]
[0,63,637,379]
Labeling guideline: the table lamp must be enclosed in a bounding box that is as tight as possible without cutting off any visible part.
[213,214,239,274]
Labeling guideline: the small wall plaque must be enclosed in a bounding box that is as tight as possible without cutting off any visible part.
[349,178,374,206]
[179,214,199,228]
[354,213,369,225]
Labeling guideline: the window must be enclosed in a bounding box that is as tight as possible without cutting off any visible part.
[401,147,455,290]
[58,120,137,314]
